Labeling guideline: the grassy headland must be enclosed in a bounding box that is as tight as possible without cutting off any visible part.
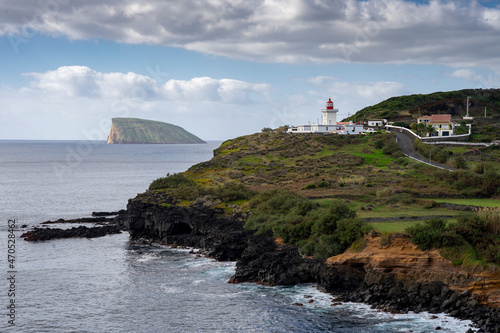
[146,130,500,267]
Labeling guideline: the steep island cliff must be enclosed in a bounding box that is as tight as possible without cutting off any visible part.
[107,118,205,144]
[123,131,500,332]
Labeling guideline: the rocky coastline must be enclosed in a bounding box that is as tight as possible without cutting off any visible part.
[21,212,127,242]
[124,193,500,333]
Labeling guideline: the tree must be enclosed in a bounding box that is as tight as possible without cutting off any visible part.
[426,124,435,137]
[416,123,426,137]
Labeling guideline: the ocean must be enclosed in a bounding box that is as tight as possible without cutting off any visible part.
[0,140,476,332]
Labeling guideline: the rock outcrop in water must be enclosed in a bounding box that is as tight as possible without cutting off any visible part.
[21,225,123,241]
[107,118,206,144]
[124,192,500,332]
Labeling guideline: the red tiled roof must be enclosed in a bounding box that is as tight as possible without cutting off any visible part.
[429,114,452,123]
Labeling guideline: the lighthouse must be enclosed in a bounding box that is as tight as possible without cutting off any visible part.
[321,98,338,125]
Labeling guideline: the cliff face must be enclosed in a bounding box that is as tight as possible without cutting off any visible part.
[107,118,205,144]
[124,195,500,332]
[328,233,500,307]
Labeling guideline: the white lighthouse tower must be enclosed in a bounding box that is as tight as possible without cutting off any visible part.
[322,98,338,125]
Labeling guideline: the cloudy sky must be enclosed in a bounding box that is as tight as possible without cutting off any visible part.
[1,0,499,140]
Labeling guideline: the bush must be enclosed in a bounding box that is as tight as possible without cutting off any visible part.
[170,185,201,201]
[149,173,197,191]
[407,214,500,265]
[210,182,256,202]
[334,218,371,249]
[373,133,403,157]
[413,139,451,164]
[406,219,450,251]
[452,154,467,169]
[454,215,500,265]
[393,121,410,129]
[477,208,500,236]
[245,192,371,260]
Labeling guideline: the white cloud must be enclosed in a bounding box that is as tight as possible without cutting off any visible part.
[1,0,500,69]
[451,69,482,81]
[23,66,270,104]
[450,68,500,88]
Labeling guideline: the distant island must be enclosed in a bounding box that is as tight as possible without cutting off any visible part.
[107,118,206,144]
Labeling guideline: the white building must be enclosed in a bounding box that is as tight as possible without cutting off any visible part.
[288,98,371,135]
[322,98,338,125]
[417,114,457,137]
[368,119,387,127]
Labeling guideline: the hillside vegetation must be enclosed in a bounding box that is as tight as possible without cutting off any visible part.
[347,88,500,121]
[345,89,500,142]
[144,129,500,266]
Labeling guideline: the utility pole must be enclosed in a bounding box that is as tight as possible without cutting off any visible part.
[464,96,473,120]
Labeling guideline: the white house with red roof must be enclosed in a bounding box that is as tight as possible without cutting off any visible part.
[417,114,457,137]
[288,98,369,135]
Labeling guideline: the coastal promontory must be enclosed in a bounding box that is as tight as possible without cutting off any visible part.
[107,118,206,144]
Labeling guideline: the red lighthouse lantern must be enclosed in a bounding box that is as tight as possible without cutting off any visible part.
[326,98,333,110]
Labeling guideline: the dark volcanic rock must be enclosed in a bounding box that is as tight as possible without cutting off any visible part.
[125,196,250,261]
[92,210,125,217]
[41,217,114,224]
[21,225,122,241]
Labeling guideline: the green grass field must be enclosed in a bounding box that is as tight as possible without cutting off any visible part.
[369,221,420,233]
[431,198,500,208]
[370,218,458,233]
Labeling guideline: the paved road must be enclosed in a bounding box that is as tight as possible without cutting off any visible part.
[392,130,457,172]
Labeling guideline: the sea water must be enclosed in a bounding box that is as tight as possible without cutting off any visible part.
[0,141,476,332]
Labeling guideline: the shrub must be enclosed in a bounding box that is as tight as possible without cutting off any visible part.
[407,214,500,265]
[373,133,403,157]
[477,208,500,236]
[170,185,201,201]
[452,154,467,169]
[149,173,197,191]
[454,215,500,265]
[406,219,449,251]
[334,218,371,249]
[304,183,316,190]
[245,192,371,260]
[211,182,256,202]
[395,157,409,166]
[317,180,329,188]
[393,121,410,129]
[413,139,451,164]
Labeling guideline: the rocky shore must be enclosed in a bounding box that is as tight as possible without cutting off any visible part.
[124,193,500,333]
[21,211,127,241]
[21,225,123,241]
